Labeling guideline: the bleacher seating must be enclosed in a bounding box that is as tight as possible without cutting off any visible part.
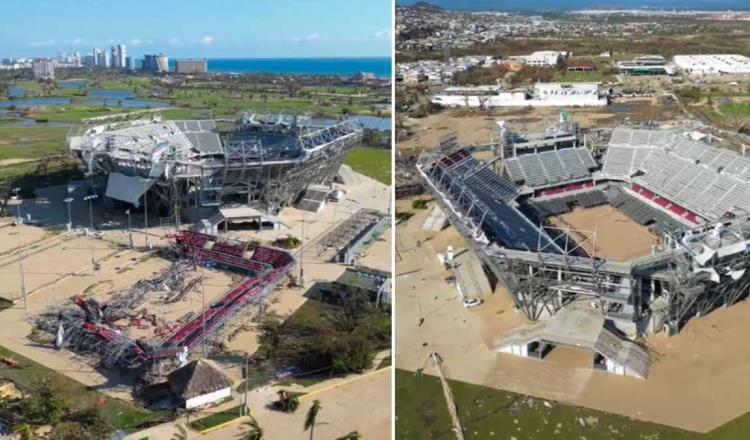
[504,147,596,188]
[607,188,687,236]
[165,232,295,352]
[251,247,294,269]
[532,190,608,217]
[175,231,210,248]
[175,231,295,274]
[429,149,561,253]
[211,242,246,257]
[605,128,750,220]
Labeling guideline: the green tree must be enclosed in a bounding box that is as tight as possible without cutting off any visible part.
[70,406,111,439]
[237,418,264,440]
[172,424,188,440]
[272,390,300,413]
[22,377,67,424]
[335,432,362,440]
[303,399,322,440]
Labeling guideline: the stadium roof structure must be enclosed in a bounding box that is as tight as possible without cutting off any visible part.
[68,112,363,218]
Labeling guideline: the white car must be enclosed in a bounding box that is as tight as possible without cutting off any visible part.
[462,298,483,309]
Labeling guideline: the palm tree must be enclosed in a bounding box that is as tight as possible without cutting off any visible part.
[272,390,299,413]
[303,399,322,440]
[237,418,264,440]
[335,431,362,440]
[13,424,33,440]
[171,424,188,440]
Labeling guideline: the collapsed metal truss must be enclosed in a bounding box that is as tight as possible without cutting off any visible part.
[35,233,295,373]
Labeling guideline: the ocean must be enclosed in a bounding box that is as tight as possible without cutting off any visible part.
[169,57,392,77]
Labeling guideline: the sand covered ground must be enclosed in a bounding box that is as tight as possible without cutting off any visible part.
[549,205,658,261]
[398,107,617,155]
[221,171,391,364]
[395,198,750,432]
[126,367,392,440]
[0,168,391,405]
[0,226,174,400]
[227,172,390,254]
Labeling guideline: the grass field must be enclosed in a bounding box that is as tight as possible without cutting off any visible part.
[0,76,389,185]
[557,70,617,83]
[395,369,750,440]
[187,405,243,432]
[0,126,68,159]
[344,146,391,185]
[720,102,750,117]
[20,106,137,122]
[0,345,168,432]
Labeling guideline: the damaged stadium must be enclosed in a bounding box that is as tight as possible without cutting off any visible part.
[417,115,750,378]
[68,111,363,224]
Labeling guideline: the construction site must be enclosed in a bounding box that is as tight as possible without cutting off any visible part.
[0,108,392,422]
[396,111,750,432]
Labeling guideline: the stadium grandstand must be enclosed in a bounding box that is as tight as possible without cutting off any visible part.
[418,116,750,379]
[68,111,363,224]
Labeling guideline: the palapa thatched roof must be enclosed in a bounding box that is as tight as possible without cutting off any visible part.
[168,359,233,400]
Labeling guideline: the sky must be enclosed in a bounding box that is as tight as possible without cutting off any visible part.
[398,0,750,10]
[0,0,392,59]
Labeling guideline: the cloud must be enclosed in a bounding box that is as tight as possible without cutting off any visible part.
[30,39,56,47]
[291,32,320,44]
[130,38,143,47]
[72,37,84,46]
[168,37,182,47]
[201,35,215,45]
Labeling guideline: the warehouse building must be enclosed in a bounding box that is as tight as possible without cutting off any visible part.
[432,82,608,108]
[618,55,672,76]
[673,54,750,76]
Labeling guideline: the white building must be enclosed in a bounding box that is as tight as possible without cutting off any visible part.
[432,82,607,108]
[396,56,494,85]
[32,59,55,80]
[116,44,127,68]
[168,359,233,409]
[144,54,169,73]
[513,51,568,67]
[673,54,750,76]
[110,45,127,68]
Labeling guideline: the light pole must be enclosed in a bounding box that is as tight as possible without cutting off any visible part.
[10,232,26,309]
[84,194,98,274]
[63,197,74,231]
[11,187,21,224]
[143,186,150,249]
[201,280,206,359]
[299,211,306,289]
[125,209,133,249]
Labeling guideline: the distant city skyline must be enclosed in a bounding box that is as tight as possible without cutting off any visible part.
[0,0,391,59]
[397,0,750,11]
